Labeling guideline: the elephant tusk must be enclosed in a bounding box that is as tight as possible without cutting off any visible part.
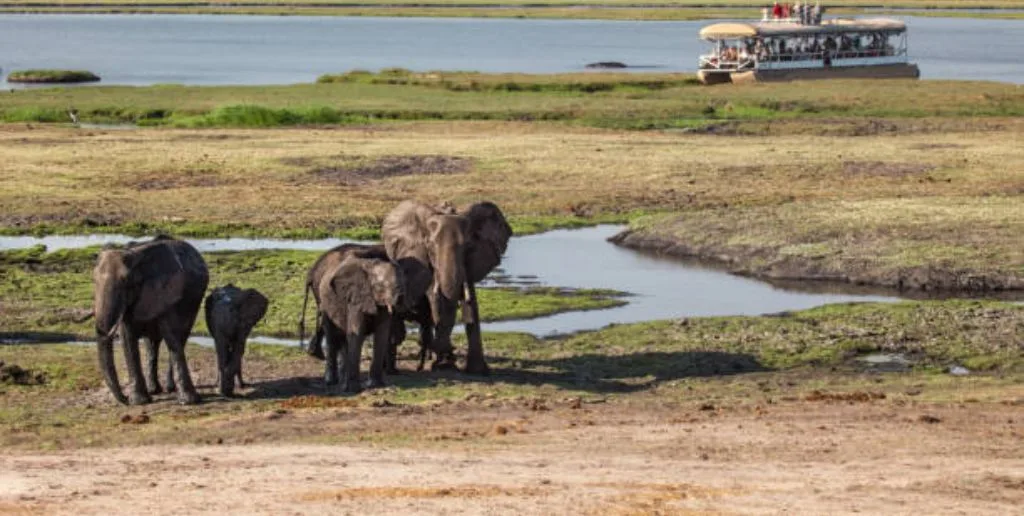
[464,283,471,302]
[73,310,95,323]
[387,304,394,314]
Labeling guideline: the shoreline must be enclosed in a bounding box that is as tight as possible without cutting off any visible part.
[610,228,1024,295]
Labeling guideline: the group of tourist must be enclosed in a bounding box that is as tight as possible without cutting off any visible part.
[715,32,895,65]
[764,1,823,25]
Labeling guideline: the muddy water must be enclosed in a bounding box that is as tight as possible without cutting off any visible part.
[0,226,901,338]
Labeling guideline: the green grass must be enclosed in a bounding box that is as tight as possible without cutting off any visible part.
[6,70,100,84]
[0,246,626,340]
[2,77,1022,129]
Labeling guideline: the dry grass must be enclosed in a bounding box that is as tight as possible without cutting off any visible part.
[0,120,1021,237]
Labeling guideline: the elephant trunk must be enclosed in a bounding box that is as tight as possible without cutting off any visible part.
[436,244,467,304]
[97,332,127,405]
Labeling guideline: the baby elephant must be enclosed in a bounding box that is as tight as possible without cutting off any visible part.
[204,284,269,397]
[319,251,406,393]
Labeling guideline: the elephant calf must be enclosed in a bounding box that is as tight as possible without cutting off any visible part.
[204,285,268,397]
[318,251,406,393]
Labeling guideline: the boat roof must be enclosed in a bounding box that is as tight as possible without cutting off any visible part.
[699,18,907,40]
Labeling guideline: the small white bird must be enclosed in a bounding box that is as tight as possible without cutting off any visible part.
[68,108,79,126]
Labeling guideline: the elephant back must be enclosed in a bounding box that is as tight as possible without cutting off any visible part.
[381,200,435,264]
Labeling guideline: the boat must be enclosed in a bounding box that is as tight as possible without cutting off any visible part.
[697,7,920,85]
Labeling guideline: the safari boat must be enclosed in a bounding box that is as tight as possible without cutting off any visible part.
[697,8,919,85]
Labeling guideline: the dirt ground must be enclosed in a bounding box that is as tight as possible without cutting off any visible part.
[2,396,1021,515]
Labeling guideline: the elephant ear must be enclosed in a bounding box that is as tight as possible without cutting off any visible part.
[462,201,513,284]
[330,258,378,316]
[237,289,269,331]
[127,241,187,322]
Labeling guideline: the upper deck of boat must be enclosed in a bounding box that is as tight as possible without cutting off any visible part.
[700,18,907,40]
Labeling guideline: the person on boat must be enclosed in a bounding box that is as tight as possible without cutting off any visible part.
[781,2,791,19]
[812,1,822,24]
[755,38,768,60]
[793,1,802,23]
[772,1,783,19]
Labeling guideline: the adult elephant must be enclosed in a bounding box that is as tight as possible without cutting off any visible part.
[381,200,512,375]
[92,236,208,405]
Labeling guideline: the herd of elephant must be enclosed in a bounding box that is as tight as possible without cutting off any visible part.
[88,200,512,405]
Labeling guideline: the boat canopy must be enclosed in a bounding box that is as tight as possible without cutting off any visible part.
[699,18,906,40]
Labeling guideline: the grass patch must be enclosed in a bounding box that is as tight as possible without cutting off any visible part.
[0,246,626,340]
[2,78,1022,127]
[317,69,702,93]
[618,196,1024,292]
[6,70,100,84]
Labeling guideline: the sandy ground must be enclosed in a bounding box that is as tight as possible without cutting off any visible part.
[2,400,1022,515]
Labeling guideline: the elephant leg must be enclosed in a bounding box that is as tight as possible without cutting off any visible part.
[215,335,233,397]
[385,319,405,375]
[160,319,200,405]
[144,334,163,394]
[368,316,391,389]
[234,336,247,389]
[417,322,433,372]
[342,331,365,394]
[429,304,459,372]
[323,319,340,386]
[306,312,326,360]
[165,351,177,393]
[121,325,152,405]
[462,283,490,376]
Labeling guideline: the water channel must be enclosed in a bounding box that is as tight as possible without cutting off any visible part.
[0,14,1021,86]
[0,225,902,339]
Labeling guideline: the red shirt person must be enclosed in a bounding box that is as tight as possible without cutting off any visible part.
[772,1,783,18]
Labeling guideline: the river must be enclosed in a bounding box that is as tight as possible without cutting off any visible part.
[0,14,1021,86]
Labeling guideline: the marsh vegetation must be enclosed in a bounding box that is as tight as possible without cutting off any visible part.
[6,69,100,84]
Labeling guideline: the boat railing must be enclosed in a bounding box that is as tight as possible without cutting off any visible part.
[698,54,757,71]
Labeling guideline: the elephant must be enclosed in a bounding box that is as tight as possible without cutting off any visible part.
[317,249,407,393]
[300,244,435,373]
[204,284,268,397]
[381,200,512,375]
[91,235,209,405]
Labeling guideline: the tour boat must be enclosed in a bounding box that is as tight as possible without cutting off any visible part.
[697,9,920,85]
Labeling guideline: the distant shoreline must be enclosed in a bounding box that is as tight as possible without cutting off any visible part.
[1,3,1022,21]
